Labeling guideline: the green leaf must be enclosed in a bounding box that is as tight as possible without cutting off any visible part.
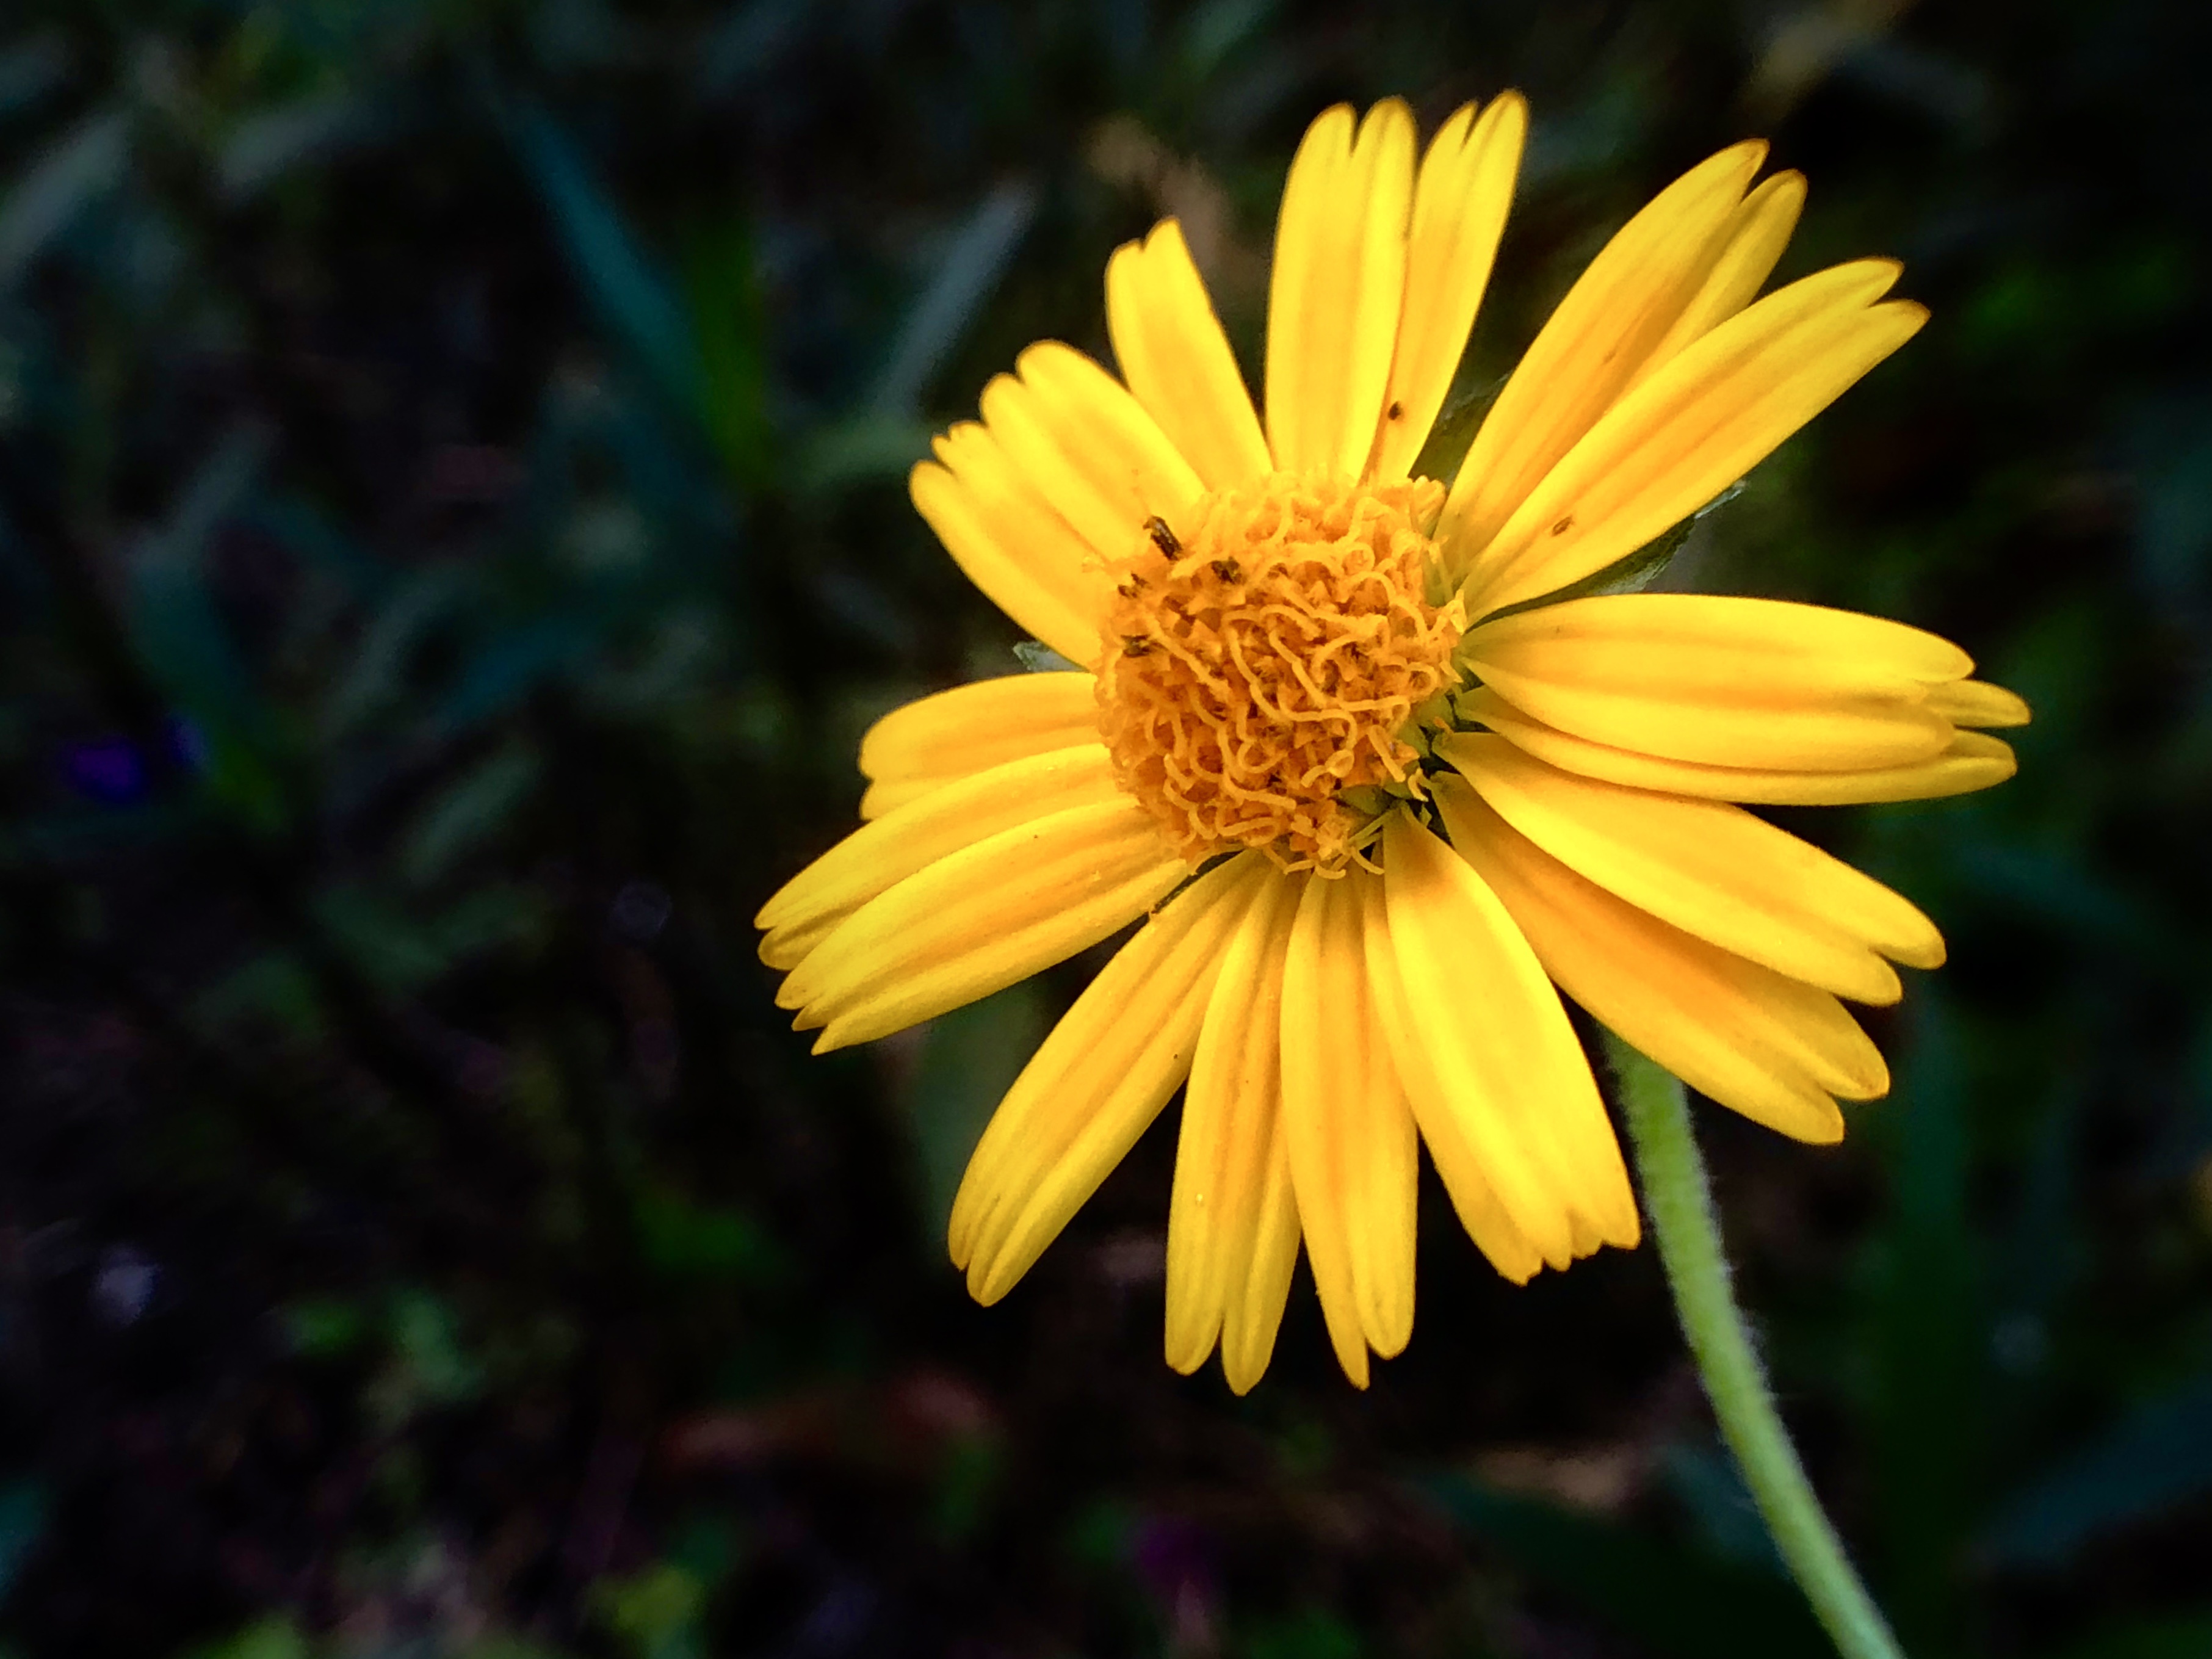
[1863,990,1982,1645]
[399,743,542,886]
[184,1618,310,1659]
[216,93,376,201]
[0,1478,46,1600]
[592,1561,707,1659]
[1421,1475,1831,1658]
[683,216,773,487]
[2037,1613,2212,1659]
[510,104,706,420]
[867,179,1036,416]
[1660,1442,1785,1572]
[282,1296,370,1360]
[903,981,1049,1242]
[634,1187,786,1285]
[387,1289,485,1408]
[1242,1607,1363,1659]
[1982,1371,2212,1566]
[0,105,128,291]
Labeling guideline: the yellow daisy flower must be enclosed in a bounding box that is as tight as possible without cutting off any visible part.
[757,95,2028,1394]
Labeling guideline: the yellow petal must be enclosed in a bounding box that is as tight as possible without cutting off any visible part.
[1220,1126,1301,1397]
[1464,259,1926,616]
[757,744,1121,969]
[1467,688,2019,804]
[1281,868,1419,1385]
[857,672,1101,819]
[952,854,1270,1303]
[859,671,1099,783]
[781,798,1186,1050]
[1439,776,1886,1143]
[912,426,1107,664]
[1442,733,1943,1004]
[1437,141,1766,580]
[1378,809,1639,1270]
[978,341,1204,563]
[1265,100,1417,477]
[1105,219,1272,492]
[1357,869,1542,1282]
[1926,678,2032,729]
[1622,170,1807,397]
[1165,871,1304,1386]
[1459,594,1968,771]
[1368,94,1527,484]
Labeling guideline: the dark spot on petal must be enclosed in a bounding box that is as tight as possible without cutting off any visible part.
[1387,400,1405,421]
[1550,514,1575,537]
[1144,516,1181,555]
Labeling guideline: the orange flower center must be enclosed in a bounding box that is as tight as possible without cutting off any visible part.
[1094,471,1461,873]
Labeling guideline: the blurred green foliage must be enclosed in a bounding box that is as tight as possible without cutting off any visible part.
[0,1,2208,1656]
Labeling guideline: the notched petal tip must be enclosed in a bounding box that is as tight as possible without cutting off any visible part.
[1729,136,1771,172]
[1932,679,2032,729]
[1899,930,1948,972]
[757,928,811,972]
[1795,1104,1848,1146]
[1360,95,1415,138]
[1882,296,1931,334]
[969,1259,1019,1307]
[1489,1254,1542,1288]
[1847,255,1906,300]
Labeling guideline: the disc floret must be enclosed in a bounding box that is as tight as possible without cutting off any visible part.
[1095,471,1461,872]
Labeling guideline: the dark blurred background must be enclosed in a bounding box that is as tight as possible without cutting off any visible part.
[1,1,2208,1655]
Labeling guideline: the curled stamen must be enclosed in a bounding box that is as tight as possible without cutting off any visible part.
[1096,471,1458,872]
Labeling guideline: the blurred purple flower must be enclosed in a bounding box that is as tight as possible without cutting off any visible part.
[62,736,146,804]
[59,716,207,806]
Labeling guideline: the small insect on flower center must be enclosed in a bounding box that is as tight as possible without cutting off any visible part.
[1094,471,1461,873]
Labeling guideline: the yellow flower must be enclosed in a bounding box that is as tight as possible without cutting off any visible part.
[757,96,2028,1393]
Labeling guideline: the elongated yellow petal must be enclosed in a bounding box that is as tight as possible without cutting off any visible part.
[1927,678,2032,728]
[1266,100,1417,477]
[1379,810,1638,1269]
[1439,778,1886,1143]
[1442,733,1942,1005]
[912,425,1107,664]
[1438,141,1766,579]
[1460,594,1968,771]
[1220,1123,1301,1397]
[1281,869,1419,1385]
[858,672,1099,783]
[978,341,1204,566]
[1105,219,1272,492]
[757,745,1121,968]
[952,854,1270,1303]
[1464,260,1926,616]
[1466,688,2019,804]
[1166,872,1303,1384]
[1368,94,1527,485]
[856,671,1103,819]
[1357,870,1541,1281]
[1622,170,1806,396]
[781,798,1185,1050]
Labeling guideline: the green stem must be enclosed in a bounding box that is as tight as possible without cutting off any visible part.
[1606,1032,1906,1659]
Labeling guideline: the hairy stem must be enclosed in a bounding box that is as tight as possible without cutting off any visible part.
[1607,1032,1907,1659]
